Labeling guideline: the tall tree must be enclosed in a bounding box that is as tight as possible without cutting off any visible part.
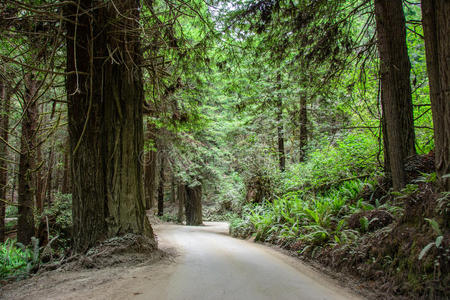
[276,73,285,172]
[299,95,307,162]
[421,0,450,191]
[65,0,153,251]
[17,74,39,245]
[177,183,185,223]
[157,148,165,217]
[374,0,416,190]
[0,77,10,242]
[144,120,157,209]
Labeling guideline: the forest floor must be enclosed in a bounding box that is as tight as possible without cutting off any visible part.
[1,222,366,300]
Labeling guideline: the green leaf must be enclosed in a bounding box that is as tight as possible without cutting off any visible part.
[418,243,434,260]
[435,236,443,248]
[424,218,442,235]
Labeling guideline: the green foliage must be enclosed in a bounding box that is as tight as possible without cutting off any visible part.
[0,238,40,280]
[40,193,73,248]
[230,179,372,251]
[5,205,18,218]
[418,218,444,261]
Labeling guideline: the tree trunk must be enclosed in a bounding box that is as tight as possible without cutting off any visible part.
[61,137,70,194]
[157,150,165,217]
[0,78,10,242]
[421,0,450,191]
[170,173,176,203]
[65,0,153,252]
[177,184,185,223]
[185,184,203,226]
[35,127,44,214]
[144,120,157,209]
[374,0,416,191]
[45,141,55,207]
[276,74,285,172]
[17,75,38,245]
[299,95,307,162]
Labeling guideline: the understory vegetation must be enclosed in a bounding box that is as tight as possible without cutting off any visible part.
[230,148,449,298]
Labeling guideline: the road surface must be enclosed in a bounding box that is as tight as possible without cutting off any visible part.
[132,222,363,300]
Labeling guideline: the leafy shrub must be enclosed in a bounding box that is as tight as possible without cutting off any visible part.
[40,193,72,249]
[229,215,255,238]
[0,238,40,280]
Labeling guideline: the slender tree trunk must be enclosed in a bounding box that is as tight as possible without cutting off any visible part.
[185,184,202,226]
[17,74,38,245]
[157,150,165,217]
[374,0,416,190]
[61,137,70,194]
[276,74,285,172]
[45,141,55,207]
[144,120,157,209]
[299,95,307,162]
[170,173,176,203]
[35,129,43,214]
[65,0,153,252]
[0,78,10,242]
[177,184,185,223]
[421,0,450,191]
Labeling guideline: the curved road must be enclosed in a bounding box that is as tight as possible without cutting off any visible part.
[135,222,363,300]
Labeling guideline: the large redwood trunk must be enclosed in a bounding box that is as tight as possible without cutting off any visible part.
[0,78,10,242]
[185,185,203,226]
[17,75,38,245]
[374,0,416,190]
[421,0,450,191]
[65,0,153,252]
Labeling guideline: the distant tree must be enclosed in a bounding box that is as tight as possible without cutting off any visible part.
[185,184,203,225]
[157,144,166,217]
[421,0,450,191]
[374,0,416,190]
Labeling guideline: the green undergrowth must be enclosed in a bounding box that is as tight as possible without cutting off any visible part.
[230,174,449,298]
[0,238,40,280]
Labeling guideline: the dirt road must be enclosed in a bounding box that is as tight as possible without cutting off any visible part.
[129,222,362,300]
[1,222,364,300]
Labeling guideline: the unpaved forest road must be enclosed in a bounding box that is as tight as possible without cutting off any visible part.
[1,222,364,300]
[127,222,363,300]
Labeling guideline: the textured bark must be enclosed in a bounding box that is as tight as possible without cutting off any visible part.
[185,185,203,226]
[17,75,38,245]
[144,121,157,209]
[0,79,10,242]
[157,151,165,217]
[299,95,307,162]
[65,0,153,252]
[374,0,416,190]
[421,0,450,191]
[177,184,185,223]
